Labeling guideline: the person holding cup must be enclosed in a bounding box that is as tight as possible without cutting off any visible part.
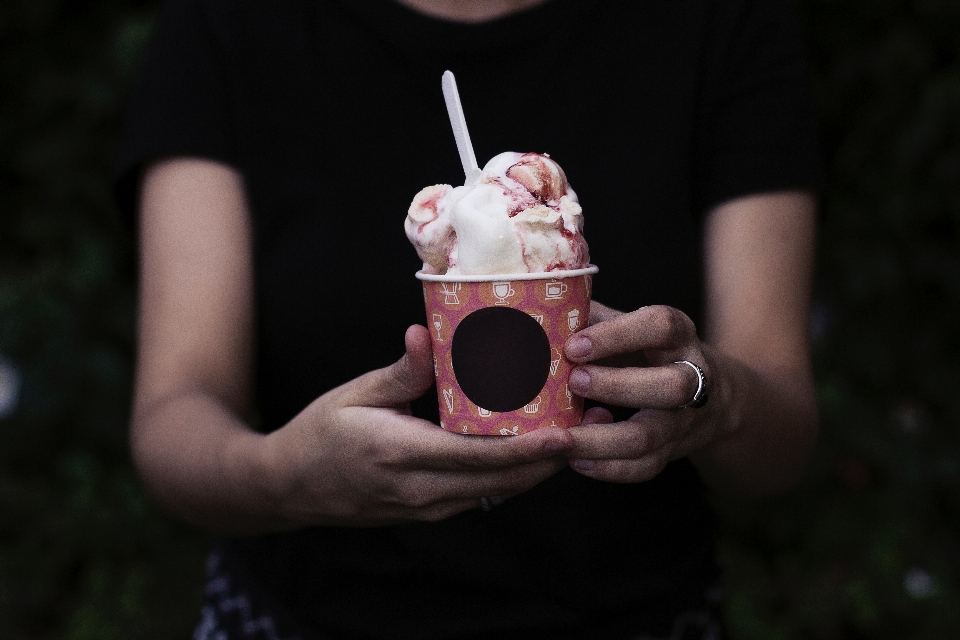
[116,0,820,637]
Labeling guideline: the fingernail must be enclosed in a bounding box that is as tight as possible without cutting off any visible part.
[565,335,592,360]
[568,368,590,395]
[571,459,595,473]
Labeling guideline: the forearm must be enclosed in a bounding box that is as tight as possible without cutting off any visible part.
[690,191,819,494]
[689,345,818,495]
[131,390,297,535]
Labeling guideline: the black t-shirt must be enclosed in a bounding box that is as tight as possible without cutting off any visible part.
[115,0,821,637]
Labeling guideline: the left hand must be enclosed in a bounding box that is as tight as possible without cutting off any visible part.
[563,302,727,483]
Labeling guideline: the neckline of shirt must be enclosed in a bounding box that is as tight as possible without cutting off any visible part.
[327,0,597,56]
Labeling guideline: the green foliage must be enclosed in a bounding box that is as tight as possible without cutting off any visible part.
[718,1,960,638]
[0,0,958,638]
[0,1,207,638]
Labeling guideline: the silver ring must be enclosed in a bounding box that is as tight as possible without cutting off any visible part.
[479,495,503,511]
[674,360,708,409]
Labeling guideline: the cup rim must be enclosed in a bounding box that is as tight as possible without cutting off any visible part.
[416,264,598,282]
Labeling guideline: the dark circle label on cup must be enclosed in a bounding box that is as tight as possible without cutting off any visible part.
[451,307,551,413]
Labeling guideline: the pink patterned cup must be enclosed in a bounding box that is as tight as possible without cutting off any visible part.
[417,266,598,436]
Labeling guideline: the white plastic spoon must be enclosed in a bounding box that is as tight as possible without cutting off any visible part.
[441,70,483,186]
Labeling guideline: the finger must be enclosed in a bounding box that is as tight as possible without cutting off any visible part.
[394,409,613,473]
[409,424,575,471]
[326,498,482,527]
[568,456,671,484]
[565,305,696,364]
[566,413,672,460]
[410,498,484,523]
[588,300,623,326]
[402,457,569,508]
[369,457,568,523]
[347,407,576,470]
[567,362,700,409]
[581,405,614,425]
[333,325,435,408]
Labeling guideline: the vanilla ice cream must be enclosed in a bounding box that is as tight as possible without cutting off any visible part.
[405,152,589,275]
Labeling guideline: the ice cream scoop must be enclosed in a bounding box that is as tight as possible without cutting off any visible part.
[405,152,590,275]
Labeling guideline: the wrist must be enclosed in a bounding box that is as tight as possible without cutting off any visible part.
[202,424,301,534]
[688,347,819,495]
[698,345,743,444]
[687,348,749,482]
[254,427,305,529]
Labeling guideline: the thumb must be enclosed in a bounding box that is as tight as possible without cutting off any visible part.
[335,325,435,408]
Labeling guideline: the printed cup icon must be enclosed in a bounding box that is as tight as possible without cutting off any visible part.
[529,313,544,325]
[545,280,568,300]
[524,395,543,414]
[433,313,444,340]
[564,384,574,410]
[478,407,492,417]
[568,309,581,332]
[550,348,562,376]
[441,282,462,305]
[492,281,515,305]
[442,387,456,413]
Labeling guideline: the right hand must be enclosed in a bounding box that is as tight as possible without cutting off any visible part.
[262,324,586,526]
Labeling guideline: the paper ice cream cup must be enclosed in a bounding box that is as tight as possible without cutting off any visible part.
[417,265,598,436]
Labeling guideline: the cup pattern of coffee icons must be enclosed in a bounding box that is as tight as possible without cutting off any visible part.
[520,307,552,335]
[431,312,454,342]
[441,348,456,379]
[558,307,583,339]
[533,278,573,308]
[538,417,563,431]
[468,400,497,420]
[549,347,563,377]
[440,385,460,415]
[478,279,529,308]
[548,346,573,382]
[454,419,478,435]
[517,394,545,418]
[555,381,581,413]
[496,421,522,436]
[435,281,471,309]
[419,266,596,435]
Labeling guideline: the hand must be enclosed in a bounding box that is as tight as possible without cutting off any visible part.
[562,302,727,483]
[263,325,575,526]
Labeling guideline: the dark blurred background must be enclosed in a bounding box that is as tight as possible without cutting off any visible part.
[1,0,958,638]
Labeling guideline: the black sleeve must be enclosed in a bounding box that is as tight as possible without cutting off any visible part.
[694,0,823,214]
[112,0,237,223]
